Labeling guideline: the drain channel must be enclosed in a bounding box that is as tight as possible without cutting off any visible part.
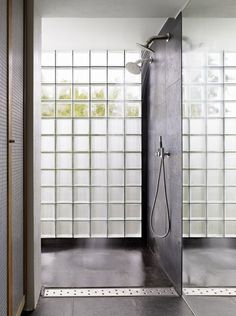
[183,287,236,296]
[43,287,177,298]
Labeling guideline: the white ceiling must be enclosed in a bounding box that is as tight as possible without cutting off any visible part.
[183,0,236,17]
[37,0,188,18]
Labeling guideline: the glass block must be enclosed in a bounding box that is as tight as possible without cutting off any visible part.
[225,187,236,202]
[225,170,236,185]
[190,103,205,117]
[183,119,189,134]
[188,86,205,101]
[225,52,236,66]
[42,68,55,84]
[74,170,89,186]
[207,153,223,169]
[74,85,89,100]
[74,136,89,152]
[207,187,223,202]
[41,204,55,220]
[125,119,141,134]
[91,85,106,100]
[125,102,141,117]
[190,187,206,202]
[108,119,124,134]
[91,102,106,117]
[225,153,236,169]
[108,153,124,169]
[74,119,89,134]
[108,204,124,220]
[56,119,72,134]
[91,221,107,237]
[56,52,72,66]
[190,136,205,152]
[91,153,107,169]
[183,136,189,151]
[108,170,124,186]
[108,136,124,151]
[41,221,55,238]
[108,51,124,66]
[91,187,107,202]
[41,153,55,169]
[126,153,141,169]
[182,103,189,117]
[109,187,124,202]
[108,68,124,83]
[225,102,236,117]
[225,68,236,84]
[74,221,90,237]
[56,85,72,100]
[41,187,55,203]
[41,170,55,186]
[125,51,141,64]
[74,153,89,169]
[207,68,223,83]
[74,187,90,203]
[190,221,206,237]
[41,136,55,152]
[125,85,141,101]
[225,221,236,237]
[125,69,141,84]
[126,170,141,186]
[126,187,141,203]
[73,68,89,83]
[207,52,222,66]
[125,221,141,237]
[42,51,55,66]
[225,204,236,220]
[56,221,72,237]
[125,135,141,151]
[108,102,124,117]
[56,68,72,83]
[41,102,55,117]
[41,85,55,101]
[189,119,205,134]
[57,136,72,151]
[91,204,107,220]
[207,221,223,237]
[183,153,189,169]
[207,136,223,152]
[183,204,189,220]
[108,221,124,237]
[190,170,206,185]
[56,170,72,186]
[74,103,89,117]
[225,118,236,134]
[56,153,72,169]
[91,51,107,66]
[56,102,72,117]
[108,86,124,101]
[183,187,189,203]
[91,68,106,83]
[207,170,223,186]
[183,220,189,237]
[207,119,223,134]
[225,85,236,101]
[190,153,206,169]
[91,170,107,186]
[183,170,189,185]
[190,204,206,220]
[125,204,141,220]
[57,187,72,203]
[207,102,223,117]
[207,204,223,219]
[56,204,72,220]
[91,119,106,134]
[207,86,223,101]
[73,51,89,66]
[74,204,90,220]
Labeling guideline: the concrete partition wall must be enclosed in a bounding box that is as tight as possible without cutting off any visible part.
[145,14,182,294]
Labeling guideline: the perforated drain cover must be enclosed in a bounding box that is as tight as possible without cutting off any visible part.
[43,287,177,298]
[183,288,236,296]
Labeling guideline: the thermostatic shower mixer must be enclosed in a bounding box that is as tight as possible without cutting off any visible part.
[155,136,170,158]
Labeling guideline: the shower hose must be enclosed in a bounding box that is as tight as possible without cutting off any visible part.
[150,154,171,238]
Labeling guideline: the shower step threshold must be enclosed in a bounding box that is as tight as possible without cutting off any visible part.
[42,287,178,298]
[183,287,236,296]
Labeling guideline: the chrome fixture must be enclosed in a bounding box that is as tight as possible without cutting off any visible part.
[125,57,153,75]
[137,33,171,53]
[150,136,171,238]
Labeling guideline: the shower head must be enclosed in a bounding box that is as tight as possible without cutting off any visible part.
[125,58,152,75]
[137,33,171,53]
[136,43,154,53]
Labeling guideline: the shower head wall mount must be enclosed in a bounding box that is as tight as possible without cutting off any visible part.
[137,32,171,53]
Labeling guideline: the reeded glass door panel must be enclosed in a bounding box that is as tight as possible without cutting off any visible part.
[41,50,142,238]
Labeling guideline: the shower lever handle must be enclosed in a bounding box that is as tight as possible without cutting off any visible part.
[155,136,170,158]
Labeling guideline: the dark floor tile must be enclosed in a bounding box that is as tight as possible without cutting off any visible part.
[185,296,236,316]
[73,297,194,316]
[22,298,73,316]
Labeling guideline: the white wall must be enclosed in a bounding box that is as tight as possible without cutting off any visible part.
[42,18,166,50]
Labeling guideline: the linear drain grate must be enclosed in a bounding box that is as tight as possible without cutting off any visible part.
[183,288,236,296]
[43,287,177,298]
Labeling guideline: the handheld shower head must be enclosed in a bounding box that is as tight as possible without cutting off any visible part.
[125,58,152,75]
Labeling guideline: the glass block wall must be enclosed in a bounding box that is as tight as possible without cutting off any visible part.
[183,51,236,237]
[41,51,142,238]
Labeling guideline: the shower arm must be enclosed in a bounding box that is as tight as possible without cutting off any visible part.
[145,33,171,47]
